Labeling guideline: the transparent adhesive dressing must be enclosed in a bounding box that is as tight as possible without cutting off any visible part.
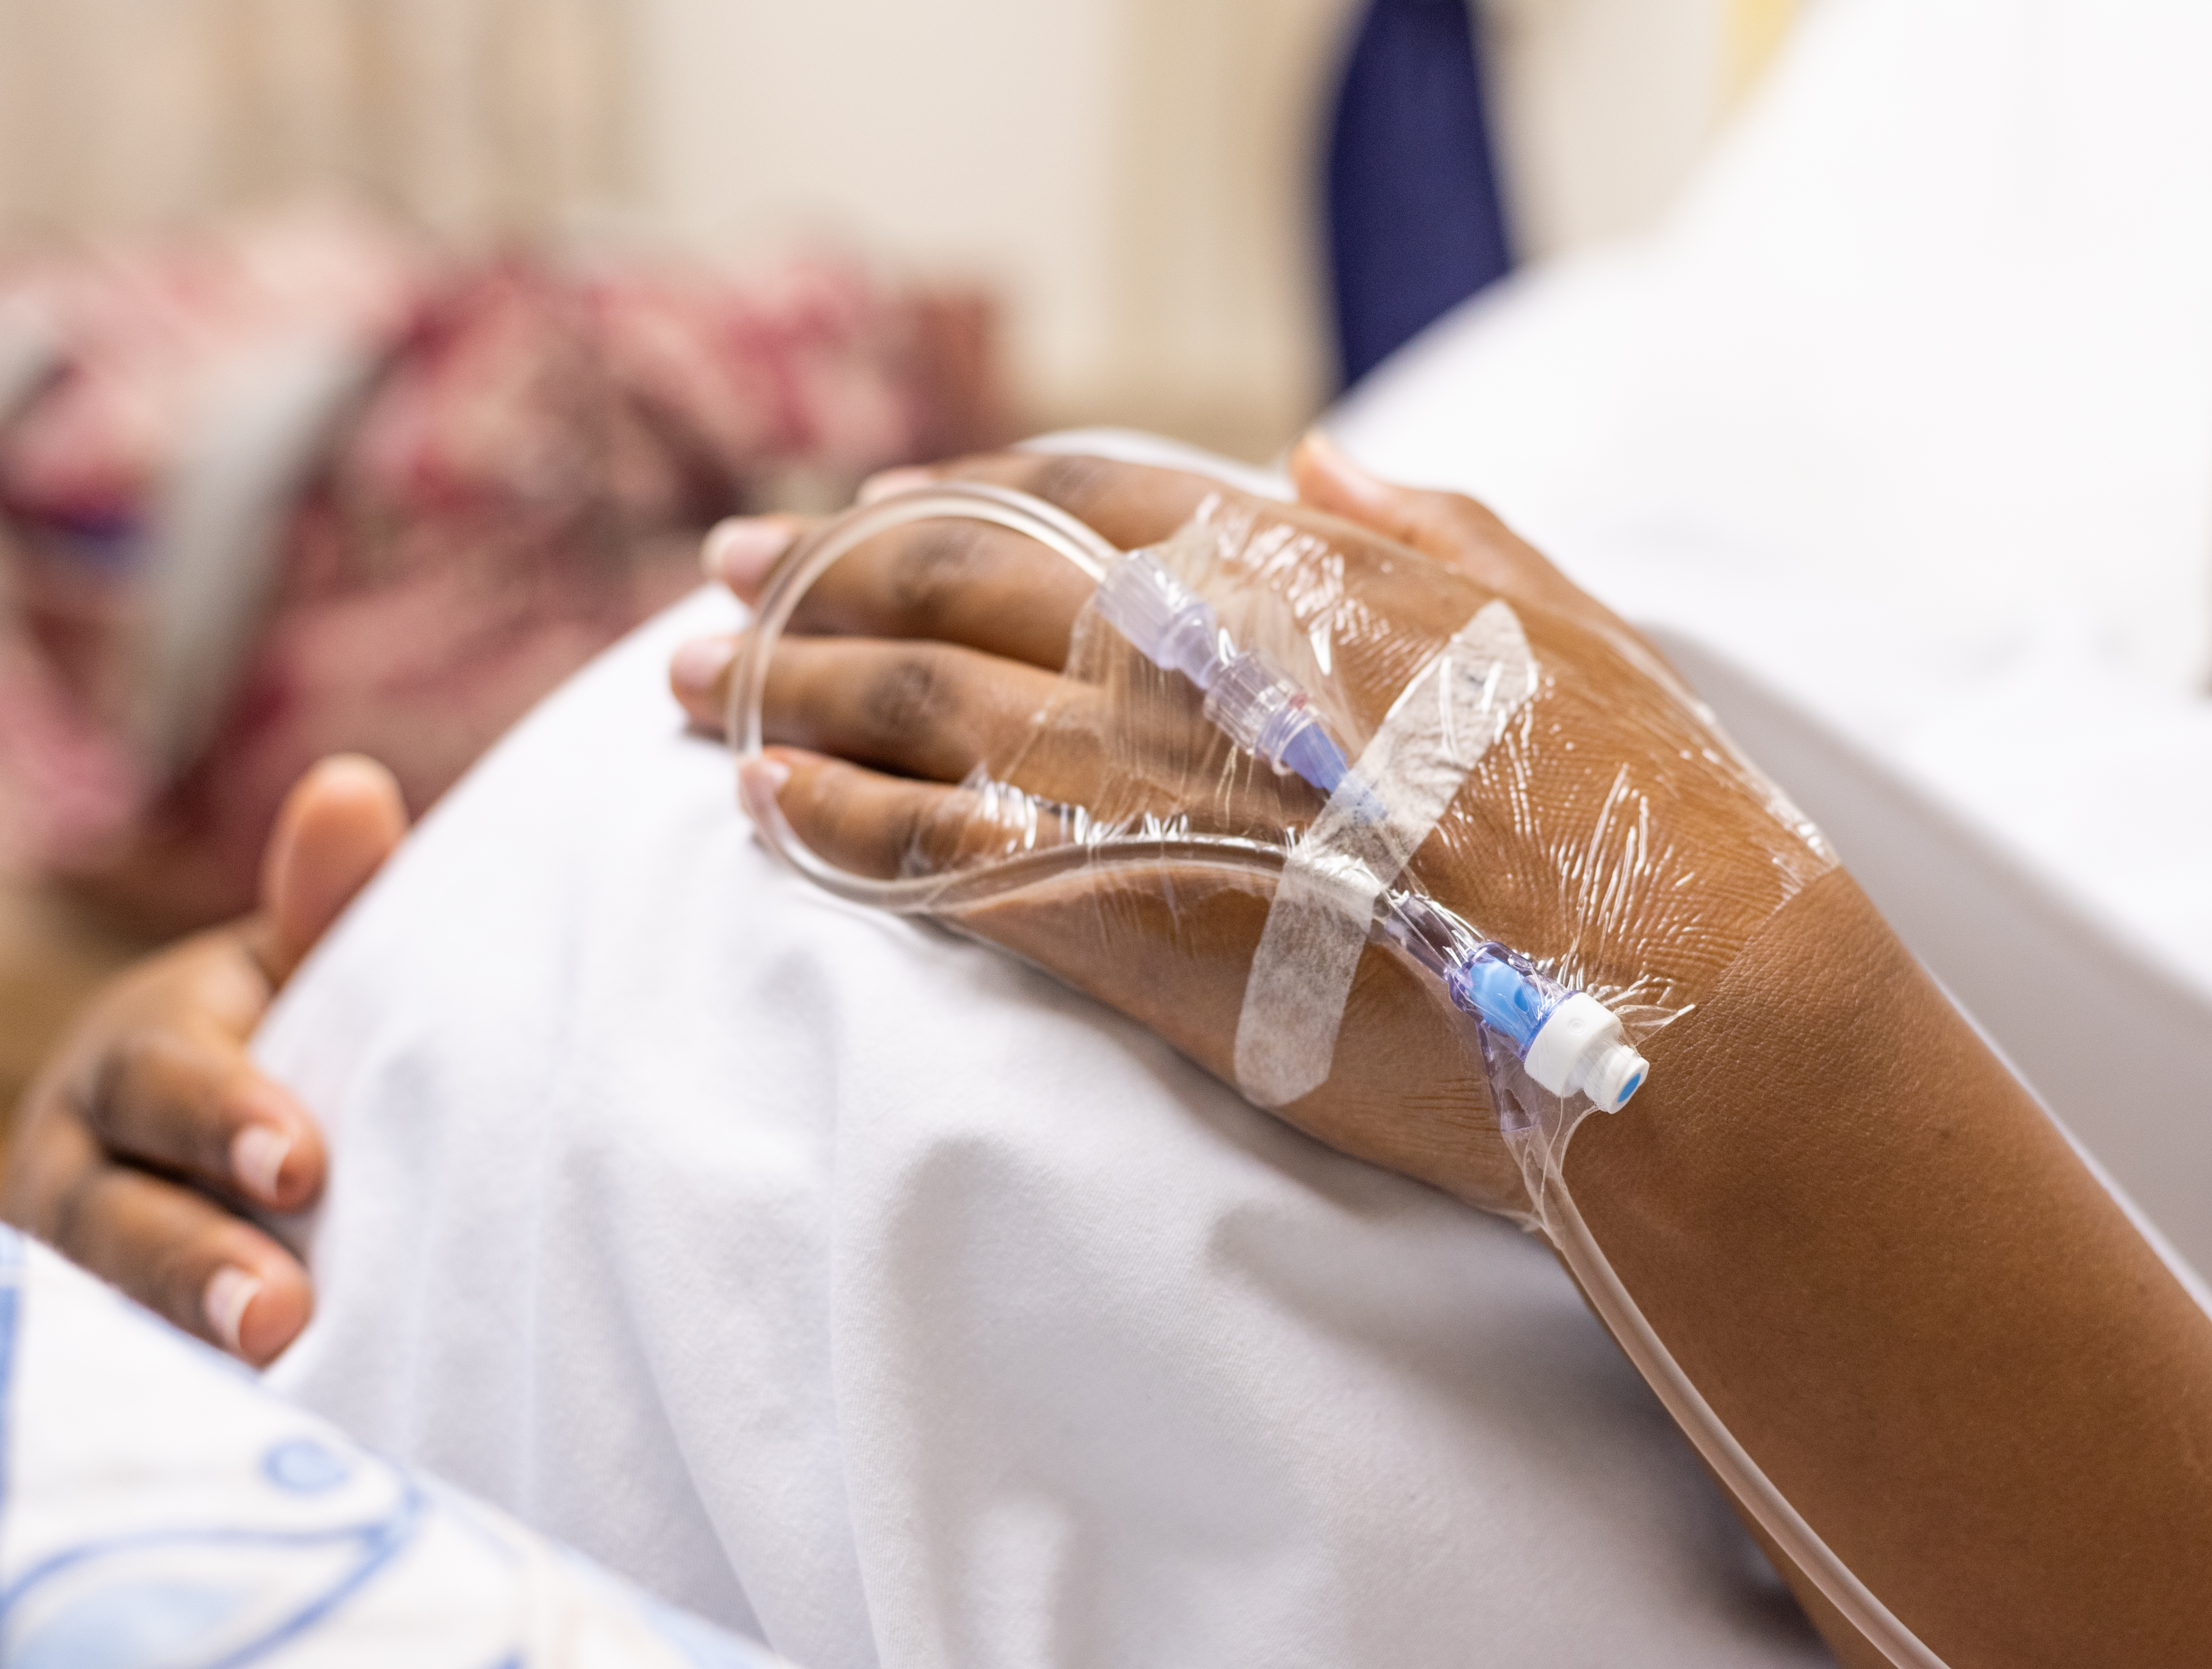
[728,482,1946,1669]
[1090,540,1646,1112]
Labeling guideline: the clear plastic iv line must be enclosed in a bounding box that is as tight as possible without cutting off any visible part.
[1092,546,1380,815]
[728,481,1951,1669]
[1370,884,1647,1113]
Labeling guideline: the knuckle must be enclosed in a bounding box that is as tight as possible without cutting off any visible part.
[1440,493,1506,538]
[46,1155,109,1264]
[86,1023,187,1152]
[810,771,905,877]
[82,1031,139,1140]
[145,1230,210,1329]
[821,785,884,868]
[886,521,988,628]
[863,652,950,744]
[4,1094,88,1240]
[1020,453,1114,517]
[888,791,939,872]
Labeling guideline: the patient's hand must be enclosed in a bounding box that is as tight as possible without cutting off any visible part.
[3,757,408,1365]
[669,437,1824,1213]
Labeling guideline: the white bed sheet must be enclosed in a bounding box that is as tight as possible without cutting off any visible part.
[0,1229,786,1669]
[258,581,1827,1669]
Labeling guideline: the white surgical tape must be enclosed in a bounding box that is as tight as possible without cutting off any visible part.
[1233,600,1539,1106]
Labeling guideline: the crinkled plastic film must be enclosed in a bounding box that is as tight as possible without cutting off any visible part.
[728,482,1962,1669]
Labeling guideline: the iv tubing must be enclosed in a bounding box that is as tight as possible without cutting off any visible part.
[732,485,1344,921]
[1544,1179,1946,1669]
[730,482,1950,1669]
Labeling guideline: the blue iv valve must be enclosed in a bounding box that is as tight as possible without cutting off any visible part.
[1383,903,1650,1114]
[1451,941,1567,1053]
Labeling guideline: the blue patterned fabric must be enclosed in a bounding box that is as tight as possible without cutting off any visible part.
[1324,0,1513,388]
[0,1226,791,1668]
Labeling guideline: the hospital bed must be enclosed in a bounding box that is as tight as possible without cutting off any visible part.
[247,3,2212,1666]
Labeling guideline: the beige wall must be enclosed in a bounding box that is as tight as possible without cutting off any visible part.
[632,0,1793,456]
[0,0,632,239]
[0,0,1794,460]
[633,0,1354,458]
[1491,0,1798,258]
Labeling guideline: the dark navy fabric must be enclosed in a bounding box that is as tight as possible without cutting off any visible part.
[1324,0,1513,389]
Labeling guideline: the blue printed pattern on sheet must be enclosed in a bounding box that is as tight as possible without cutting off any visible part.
[0,1229,19,1523]
[0,1226,791,1669]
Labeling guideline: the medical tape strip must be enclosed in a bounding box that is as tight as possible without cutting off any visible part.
[1233,600,1539,1106]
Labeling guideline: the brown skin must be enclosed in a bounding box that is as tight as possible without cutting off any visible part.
[700,448,1827,1214]
[673,439,2212,1668]
[1588,868,2212,1668]
[2,755,408,1365]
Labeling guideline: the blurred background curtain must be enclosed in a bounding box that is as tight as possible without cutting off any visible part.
[0,0,633,242]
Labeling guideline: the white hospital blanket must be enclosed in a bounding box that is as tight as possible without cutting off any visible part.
[259,587,1828,1669]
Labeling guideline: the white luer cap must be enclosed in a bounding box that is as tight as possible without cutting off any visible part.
[1522,992,1650,1114]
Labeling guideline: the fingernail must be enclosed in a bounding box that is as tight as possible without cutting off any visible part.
[203,1265,263,1355]
[738,754,791,816]
[1298,428,1390,504]
[858,466,932,505]
[230,1123,293,1204]
[671,636,737,701]
[702,517,795,594]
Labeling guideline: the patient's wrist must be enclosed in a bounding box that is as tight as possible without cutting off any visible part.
[1559,868,1896,1220]
[1555,868,2032,1388]
[1552,868,2212,1661]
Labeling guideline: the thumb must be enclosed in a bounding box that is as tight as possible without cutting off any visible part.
[259,755,410,983]
[1288,429,1586,614]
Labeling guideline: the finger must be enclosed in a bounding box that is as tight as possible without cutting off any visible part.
[1288,429,1589,614]
[743,747,1043,881]
[670,633,739,734]
[701,513,807,604]
[680,630,1082,778]
[711,452,1228,671]
[714,506,1093,670]
[869,449,1221,551]
[259,754,410,983]
[57,1158,314,1366]
[759,635,1068,784]
[77,1022,325,1213]
[28,1106,313,1364]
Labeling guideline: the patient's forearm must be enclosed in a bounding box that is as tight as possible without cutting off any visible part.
[1562,868,2212,1668]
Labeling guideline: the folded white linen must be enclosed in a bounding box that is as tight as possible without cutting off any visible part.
[257,579,1829,1669]
[1332,0,2212,998]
